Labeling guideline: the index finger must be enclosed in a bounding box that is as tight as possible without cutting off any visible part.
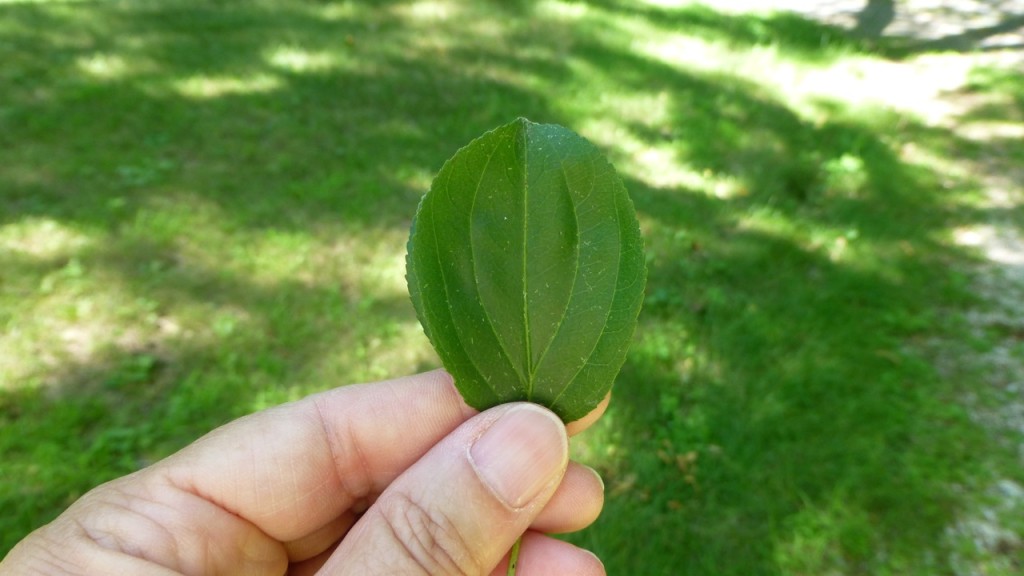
[160,370,472,543]
[158,370,607,544]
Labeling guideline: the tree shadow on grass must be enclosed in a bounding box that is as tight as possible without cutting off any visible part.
[881,15,1024,55]
[0,0,556,234]
[591,226,981,573]
[802,0,1024,56]
[580,0,869,61]
[0,0,1015,572]
[555,23,1005,574]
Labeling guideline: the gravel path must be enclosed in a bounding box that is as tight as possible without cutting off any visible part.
[947,145,1024,575]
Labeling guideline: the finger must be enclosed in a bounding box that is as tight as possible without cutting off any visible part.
[158,370,476,544]
[285,462,603,570]
[287,543,337,576]
[566,392,610,436]
[324,403,569,575]
[22,472,287,575]
[0,511,186,576]
[530,462,604,534]
[157,369,610,547]
[282,514,354,562]
[490,532,606,576]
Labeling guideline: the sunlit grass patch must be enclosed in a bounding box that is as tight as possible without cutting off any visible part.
[172,73,282,99]
[0,217,94,259]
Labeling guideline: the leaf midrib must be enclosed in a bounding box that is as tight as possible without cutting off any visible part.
[521,124,534,399]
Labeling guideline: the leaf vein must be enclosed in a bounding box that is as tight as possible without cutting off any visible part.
[529,148,583,384]
[522,125,533,398]
[428,163,499,401]
[467,130,528,391]
[548,180,625,409]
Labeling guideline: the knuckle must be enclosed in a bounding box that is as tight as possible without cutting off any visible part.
[377,493,481,576]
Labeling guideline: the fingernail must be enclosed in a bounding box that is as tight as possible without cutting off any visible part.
[469,404,568,509]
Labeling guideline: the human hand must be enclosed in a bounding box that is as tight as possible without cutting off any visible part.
[1,370,607,575]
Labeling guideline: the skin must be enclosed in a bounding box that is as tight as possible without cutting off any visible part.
[1,370,609,575]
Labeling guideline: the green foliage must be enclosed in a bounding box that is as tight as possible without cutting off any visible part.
[1,0,1020,572]
[407,118,645,422]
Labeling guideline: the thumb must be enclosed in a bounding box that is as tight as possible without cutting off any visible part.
[324,403,569,575]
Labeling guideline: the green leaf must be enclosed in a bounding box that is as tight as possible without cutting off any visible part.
[406,118,646,422]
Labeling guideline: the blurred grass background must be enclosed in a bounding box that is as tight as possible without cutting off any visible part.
[2,0,1023,573]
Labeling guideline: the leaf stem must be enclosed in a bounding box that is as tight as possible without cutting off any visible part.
[507,535,523,576]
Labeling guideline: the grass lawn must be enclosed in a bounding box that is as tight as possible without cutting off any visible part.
[2,0,1022,573]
